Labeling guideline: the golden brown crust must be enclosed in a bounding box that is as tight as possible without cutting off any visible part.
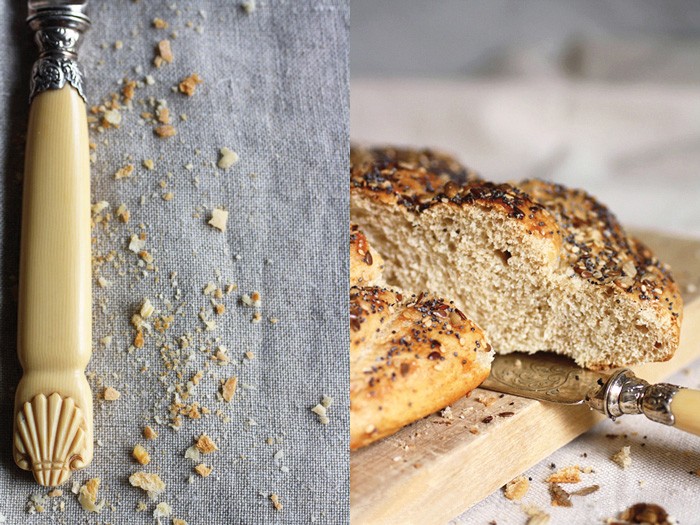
[515,179,682,324]
[350,286,491,449]
[350,147,560,242]
[350,224,383,287]
[350,145,480,185]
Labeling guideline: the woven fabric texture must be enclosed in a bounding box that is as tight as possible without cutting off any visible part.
[0,1,349,523]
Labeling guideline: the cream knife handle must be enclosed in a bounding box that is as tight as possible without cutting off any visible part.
[14,6,92,487]
[653,387,700,436]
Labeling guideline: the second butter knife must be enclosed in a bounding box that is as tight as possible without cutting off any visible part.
[481,352,700,435]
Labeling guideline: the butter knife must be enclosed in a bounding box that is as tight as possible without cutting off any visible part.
[481,352,700,435]
[13,1,93,486]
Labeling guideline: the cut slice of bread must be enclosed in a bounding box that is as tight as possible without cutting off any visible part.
[350,224,492,449]
[350,146,683,370]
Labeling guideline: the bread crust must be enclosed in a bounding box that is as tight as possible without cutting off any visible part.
[350,146,682,369]
[350,286,491,449]
[350,224,383,287]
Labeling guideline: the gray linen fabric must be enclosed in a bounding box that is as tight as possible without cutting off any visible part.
[0,0,349,523]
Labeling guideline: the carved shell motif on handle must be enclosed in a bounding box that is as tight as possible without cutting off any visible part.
[14,393,88,486]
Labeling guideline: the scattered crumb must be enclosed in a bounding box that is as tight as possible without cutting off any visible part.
[269,493,283,511]
[153,502,172,519]
[217,147,239,170]
[222,376,238,402]
[476,395,497,407]
[143,159,155,170]
[523,505,550,525]
[155,39,174,66]
[440,406,453,420]
[129,472,166,500]
[155,124,177,137]
[47,489,63,498]
[504,475,529,501]
[242,0,256,14]
[78,478,105,513]
[152,17,169,29]
[311,398,330,425]
[114,164,135,179]
[141,298,155,318]
[208,208,228,232]
[612,446,632,469]
[163,191,174,201]
[97,276,111,288]
[549,483,572,507]
[173,520,188,525]
[103,386,121,401]
[116,203,130,223]
[617,503,671,525]
[179,73,203,96]
[143,426,158,440]
[194,463,212,477]
[546,465,581,484]
[570,484,600,497]
[195,434,218,454]
[133,444,151,465]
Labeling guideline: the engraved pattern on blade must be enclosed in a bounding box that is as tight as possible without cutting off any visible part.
[30,56,86,103]
[641,383,680,426]
[486,353,599,404]
[14,393,88,486]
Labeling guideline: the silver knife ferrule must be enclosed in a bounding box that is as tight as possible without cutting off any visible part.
[587,368,681,426]
[27,1,90,103]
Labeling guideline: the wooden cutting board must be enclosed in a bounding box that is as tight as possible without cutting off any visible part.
[350,231,700,524]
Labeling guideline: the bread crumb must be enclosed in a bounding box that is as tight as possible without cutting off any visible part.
[116,203,130,223]
[47,489,62,498]
[129,234,146,253]
[155,124,176,137]
[476,395,497,407]
[242,0,256,14]
[612,446,632,469]
[97,276,110,288]
[152,17,168,29]
[208,208,228,232]
[546,465,581,484]
[504,476,529,501]
[217,147,239,170]
[549,483,572,507]
[133,444,151,465]
[143,159,155,170]
[222,376,238,402]
[129,472,166,500]
[195,434,218,454]
[134,330,145,348]
[91,200,109,215]
[270,493,283,511]
[156,39,173,66]
[523,505,550,525]
[114,164,134,179]
[157,106,170,124]
[103,386,120,401]
[311,402,330,425]
[143,426,158,440]
[153,502,171,519]
[162,191,174,201]
[141,298,155,319]
[194,463,212,477]
[214,303,225,315]
[173,520,188,525]
[179,73,203,96]
[78,478,105,513]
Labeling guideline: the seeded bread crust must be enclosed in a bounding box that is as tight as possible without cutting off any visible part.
[349,225,492,449]
[350,146,682,369]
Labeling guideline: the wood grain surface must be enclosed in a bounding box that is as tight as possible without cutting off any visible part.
[350,230,700,524]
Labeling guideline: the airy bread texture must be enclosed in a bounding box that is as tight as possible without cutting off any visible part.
[350,224,492,449]
[351,146,682,370]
